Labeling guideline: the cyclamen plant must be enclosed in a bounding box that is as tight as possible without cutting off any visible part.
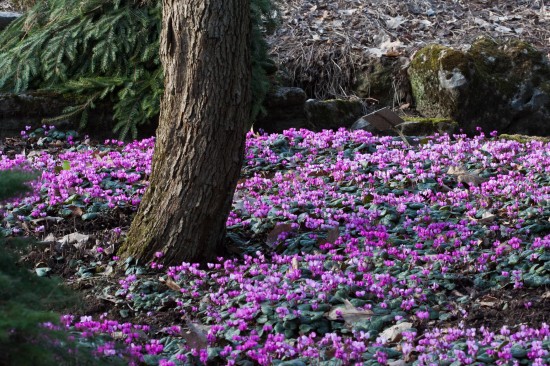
[0,126,549,365]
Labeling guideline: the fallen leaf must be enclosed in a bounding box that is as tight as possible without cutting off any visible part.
[42,233,56,243]
[163,277,182,292]
[68,205,84,217]
[99,265,114,276]
[291,257,299,271]
[494,25,512,33]
[266,223,294,246]
[447,165,468,175]
[326,226,339,243]
[325,299,373,323]
[385,15,406,29]
[457,173,484,187]
[61,232,90,247]
[388,360,407,366]
[380,322,413,343]
[479,211,496,224]
[181,318,209,349]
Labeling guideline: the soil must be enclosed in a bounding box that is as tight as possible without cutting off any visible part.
[451,286,550,331]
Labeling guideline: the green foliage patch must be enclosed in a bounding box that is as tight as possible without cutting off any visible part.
[0,0,277,139]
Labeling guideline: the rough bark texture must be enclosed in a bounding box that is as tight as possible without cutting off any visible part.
[119,0,251,264]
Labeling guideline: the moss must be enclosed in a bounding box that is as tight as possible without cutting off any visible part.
[354,58,400,105]
[408,37,550,135]
[305,99,363,130]
[325,99,362,113]
[409,44,472,75]
[498,134,550,143]
[403,117,456,125]
[408,44,473,117]
[399,117,458,136]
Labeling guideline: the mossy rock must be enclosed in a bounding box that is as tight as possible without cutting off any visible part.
[408,37,550,136]
[400,117,458,136]
[254,87,308,133]
[498,134,550,143]
[0,91,117,138]
[304,98,364,131]
[354,56,412,106]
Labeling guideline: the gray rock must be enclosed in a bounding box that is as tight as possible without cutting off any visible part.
[254,87,308,133]
[398,119,458,136]
[352,115,458,137]
[305,98,364,131]
[264,87,307,108]
[0,92,114,138]
[353,56,412,107]
[408,37,550,136]
[0,11,21,31]
[350,116,377,132]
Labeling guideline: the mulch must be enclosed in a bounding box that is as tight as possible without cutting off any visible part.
[268,0,550,98]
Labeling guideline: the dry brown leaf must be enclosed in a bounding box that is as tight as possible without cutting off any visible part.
[291,257,299,271]
[165,277,181,292]
[478,295,499,308]
[325,299,373,323]
[399,103,410,110]
[447,165,468,175]
[68,205,84,217]
[266,223,294,246]
[457,173,484,187]
[181,318,209,349]
[61,232,90,246]
[326,226,340,243]
[380,322,413,343]
[99,265,114,276]
[385,15,406,29]
[388,360,407,366]
[478,211,496,224]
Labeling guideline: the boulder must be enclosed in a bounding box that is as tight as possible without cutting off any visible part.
[305,98,364,131]
[0,92,114,138]
[354,56,412,107]
[408,37,550,136]
[498,134,550,143]
[398,117,458,136]
[0,92,74,136]
[254,87,308,133]
[350,116,377,133]
[351,115,457,136]
[0,11,20,31]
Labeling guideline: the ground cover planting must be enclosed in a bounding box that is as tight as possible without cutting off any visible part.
[0,126,549,365]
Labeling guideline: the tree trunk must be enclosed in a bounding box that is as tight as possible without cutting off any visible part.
[118,0,251,264]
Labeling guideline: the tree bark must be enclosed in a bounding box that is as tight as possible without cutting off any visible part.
[118,0,251,264]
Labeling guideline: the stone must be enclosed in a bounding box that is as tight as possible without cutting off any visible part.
[305,98,364,131]
[0,92,114,138]
[350,116,377,133]
[408,37,550,136]
[351,114,457,136]
[398,117,458,136]
[354,56,412,107]
[0,92,74,136]
[0,11,20,31]
[498,134,550,143]
[254,86,308,133]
